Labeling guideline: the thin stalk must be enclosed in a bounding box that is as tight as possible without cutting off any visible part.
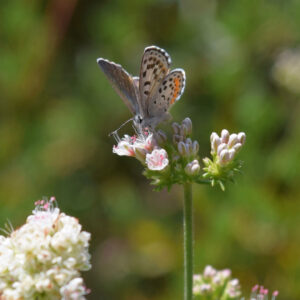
[183,183,193,300]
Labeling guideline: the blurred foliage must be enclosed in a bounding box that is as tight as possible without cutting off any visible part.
[0,0,300,299]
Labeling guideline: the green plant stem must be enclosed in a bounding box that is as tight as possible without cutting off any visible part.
[183,183,193,300]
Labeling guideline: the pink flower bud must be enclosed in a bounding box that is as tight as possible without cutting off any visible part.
[185,160,200,175]
[228,134,238,148]
[221,129,230,143]
[172,122,181,134]
[228,148,236,161]
[219,149,230,165]
[192,141,199,155]
[217,143,227,156]
[210,132,219,143]
[233,143,242,152]
[182,118,193,135]
[237,132,246,145]
[211,136,221,153]
[178,141,187,156]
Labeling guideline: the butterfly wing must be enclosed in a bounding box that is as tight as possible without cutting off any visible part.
[97,58,140,115]
[139,46,171,117]
[146,69,186,126]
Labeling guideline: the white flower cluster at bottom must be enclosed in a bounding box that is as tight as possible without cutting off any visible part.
[193,265,241,300]
[0,198,91,300]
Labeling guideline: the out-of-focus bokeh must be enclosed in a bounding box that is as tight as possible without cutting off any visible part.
[0,0,299,299]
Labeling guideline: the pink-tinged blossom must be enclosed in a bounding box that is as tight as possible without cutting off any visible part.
[250,285,279,300]
[146,149,169,171]
[112,135,136,157]
[112,132,157,162]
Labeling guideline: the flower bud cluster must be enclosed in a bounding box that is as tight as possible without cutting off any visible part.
[210,129,246,166]
[193,265,241,300]
[203,129,246,190]
[246,284,279,300]
[0,198,91,300]
[172,118,200,176]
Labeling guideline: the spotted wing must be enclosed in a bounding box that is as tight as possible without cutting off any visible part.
[147,69,186,122]
[139,46,171,115]
[97,58,140,115]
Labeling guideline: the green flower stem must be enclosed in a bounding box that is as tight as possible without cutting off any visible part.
[183,183,193,300]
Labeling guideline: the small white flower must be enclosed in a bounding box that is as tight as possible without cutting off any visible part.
[203,265,217,279]
[113,135,135,157]
[60,277,88,300]
[146,149,169,171]
[113,131,157,163]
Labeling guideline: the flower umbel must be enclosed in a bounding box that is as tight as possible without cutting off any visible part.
[193,265,241,300]
[0,197,91,300]
[112,121,246,191]
[203,129,246,190]
[243,285,279,300]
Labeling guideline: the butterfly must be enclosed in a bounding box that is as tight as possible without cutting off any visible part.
[97,46,186,131]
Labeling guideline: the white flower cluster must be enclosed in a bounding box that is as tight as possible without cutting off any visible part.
[0,198,91,300]
[172,118,200,176]
[113,130,169,171]
[210,129,246,166]
[193,265,241,300]
[272,48,300,94]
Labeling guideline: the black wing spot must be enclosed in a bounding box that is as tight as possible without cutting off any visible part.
[144,91,149,95]
[144,59,147,64]
[143,71,147,78]
[153,68,157,74]
[169,78,172,82]
[144,81,151,86]
[163,80,167,85]
[169,84,173,88]
[154,100,157,104]
[164,108,167,112]
[164,86,167,90]
[147,64,155,69]
[162,95,165,99]
[159,88,162,93]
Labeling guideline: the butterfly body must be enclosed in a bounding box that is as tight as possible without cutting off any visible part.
[97,46,185,130]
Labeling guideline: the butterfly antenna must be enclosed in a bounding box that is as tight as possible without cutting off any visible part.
[108,118,134,140]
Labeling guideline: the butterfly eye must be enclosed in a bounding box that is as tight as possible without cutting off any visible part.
[134,115,143,124]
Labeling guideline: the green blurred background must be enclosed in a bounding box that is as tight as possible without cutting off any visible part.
[0,0,299,299]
